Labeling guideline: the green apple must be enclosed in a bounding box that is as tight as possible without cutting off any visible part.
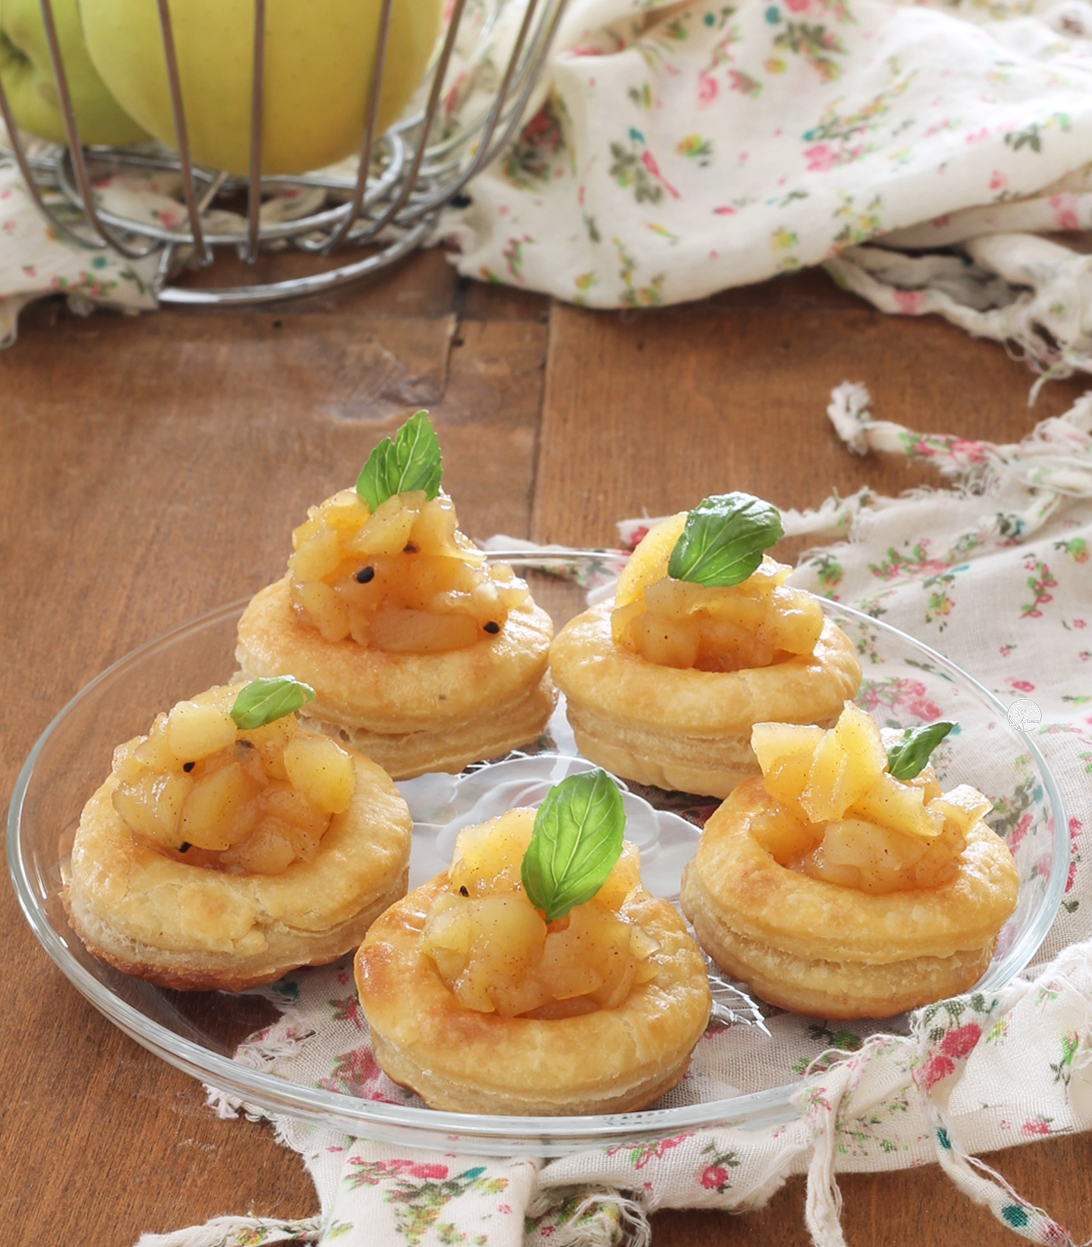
[0,0,148,145]
[78,0,445,177]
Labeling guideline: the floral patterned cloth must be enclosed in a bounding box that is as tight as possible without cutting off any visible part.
[10,0,1092,371]
[138,387,1092,1247]
[438,0,1092,380]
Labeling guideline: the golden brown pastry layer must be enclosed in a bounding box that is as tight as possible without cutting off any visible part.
[64,749,413,992]
[355,873,712,1115]
[235,576,556,779]
[680,777,1020,1018]
[549,601,861,797]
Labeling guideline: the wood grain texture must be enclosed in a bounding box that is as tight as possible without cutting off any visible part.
[532,295,1089,549]
[2,259,1089,1247]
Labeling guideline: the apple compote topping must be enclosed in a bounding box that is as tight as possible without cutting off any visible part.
[610,510,823,671]
[749,702,992,895]
[110,683,356,875]
[419,809,662,1019]
[287,488,529,653]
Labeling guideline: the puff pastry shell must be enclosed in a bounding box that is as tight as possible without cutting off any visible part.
[235,576,556,779]
[64,748,413,992]
[680,777,1020,1018]
[354,873,712,1115]
[549,601,861,797]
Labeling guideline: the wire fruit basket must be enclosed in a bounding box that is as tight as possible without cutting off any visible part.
[0,0,567,304]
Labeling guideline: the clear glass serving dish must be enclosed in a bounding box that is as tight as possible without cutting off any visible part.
[7,597,1067,1157]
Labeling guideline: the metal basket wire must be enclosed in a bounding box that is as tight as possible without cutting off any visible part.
[0,0,567,304]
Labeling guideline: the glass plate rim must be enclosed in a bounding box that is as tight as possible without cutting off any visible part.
[6,595,1069,1155]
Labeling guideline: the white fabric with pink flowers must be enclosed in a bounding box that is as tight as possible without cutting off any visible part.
[138,387,1092,1247]
[438,0,1092,383]
[9,0,1092,378]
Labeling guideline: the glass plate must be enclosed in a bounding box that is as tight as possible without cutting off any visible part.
[7,597,1067,1157]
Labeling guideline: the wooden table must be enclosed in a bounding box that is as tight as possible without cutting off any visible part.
[2,247,1090,1245]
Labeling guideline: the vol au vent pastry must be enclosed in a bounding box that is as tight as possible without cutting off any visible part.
[550,493,861,798]
[355,770,712,1115]
[235,411,555,779]
[63,677,413,991]
[680,703,1020,1018]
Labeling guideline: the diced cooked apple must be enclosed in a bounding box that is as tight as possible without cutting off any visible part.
[450,894,548,1015]
[112,770,194,846]
[614,513,687,608]
[297,580,351,642]
[927,784,992,834]
[610,598,646,651]
[697,617,772,671]
[590,842,642,911]
[291,512,324,549]
[760,759,816,824]
[449,811,534,897]
[749,806,821,864]
[420,808,659,1017]
[747,705,991,894]
[631,612,700,669]
[165,698,237,763]
[367,607,480,653]
[752,721,824,772]
[798,701,887,821]
[798,809,964,893]
[262,782,332,837]
[538,921,609,1000]
[762,586,824,654]
[794,850,862,889]
[320,489,370,532]
[108,682,352,873]
[800,727,850,822]
[641,576,723,620]
[286,485,526,653]
[288,525,342,582]
[405,555,472,604]
[219,819,299,875]
[112,739,146,785]
[628,922,661,963]
[819,817,929,876]
[282,734,355,814]
[239,714,298,781]
[752,722,824,818]
[588,913,642,1008]
[833,701,889,794]
[348,492,421,556]
[910,822,968,889]
[410,492,462,556]
[612,516,823,673]
[847,772,944,839]
[701,585,772,629]
[179,761,264,851]
[543,903,636,1007]
[132,715,176,771]
[420,893,476,979]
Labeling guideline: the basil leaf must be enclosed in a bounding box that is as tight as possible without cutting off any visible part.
[231,677,316,730]
[356,410,443,510]
[521,769,626,923]
[886,721,956,780]
[667,492,784,587]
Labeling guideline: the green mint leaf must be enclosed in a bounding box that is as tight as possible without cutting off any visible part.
[521,769,626,923]
[667,492,784,587]
[886,721,956,780]
[356,410,443,511]
[231,677,316,730]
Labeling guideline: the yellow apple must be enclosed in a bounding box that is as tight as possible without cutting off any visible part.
[0,0,148,144]
[77,0,445,177]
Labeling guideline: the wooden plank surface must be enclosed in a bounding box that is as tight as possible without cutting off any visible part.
[1,247,1089,1246]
